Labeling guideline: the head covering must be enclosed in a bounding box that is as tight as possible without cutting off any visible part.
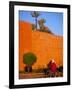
[52,59,55,63]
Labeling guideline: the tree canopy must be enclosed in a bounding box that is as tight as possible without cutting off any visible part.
[23,52,37,66]
[31,11,40,18]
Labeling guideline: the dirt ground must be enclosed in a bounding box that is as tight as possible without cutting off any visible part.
[19,71,63,79]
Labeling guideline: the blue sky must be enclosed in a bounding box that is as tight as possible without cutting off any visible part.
[19,11,63,36]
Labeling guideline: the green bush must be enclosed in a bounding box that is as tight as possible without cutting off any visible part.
[57,66,63,73]
[31,24,36,31]
[23,52,37,66]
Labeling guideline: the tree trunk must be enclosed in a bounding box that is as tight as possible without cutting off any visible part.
[25,66,32,72]
[35,18,37,30]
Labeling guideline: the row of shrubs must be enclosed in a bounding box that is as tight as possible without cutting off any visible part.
[19,66,63,74]
[31,19,53,34]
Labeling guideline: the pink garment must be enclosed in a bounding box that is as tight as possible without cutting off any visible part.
[50,62,57,73]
